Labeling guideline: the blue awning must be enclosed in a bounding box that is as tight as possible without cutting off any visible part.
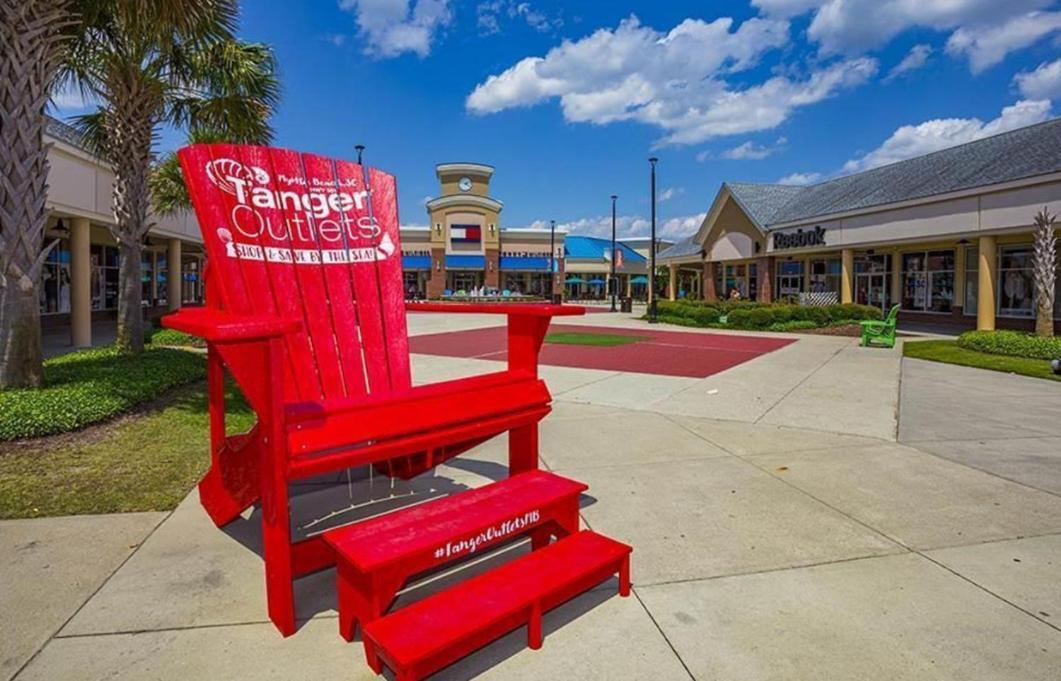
[445,254,485,269]
[499,256,550,271]
[402,255,431,269]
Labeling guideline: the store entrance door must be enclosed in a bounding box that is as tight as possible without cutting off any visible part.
[855,273,888,311]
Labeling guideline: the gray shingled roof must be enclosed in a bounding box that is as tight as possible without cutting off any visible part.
[725,182,807,226]
[657,235,702,260]
[730,116,1061,228]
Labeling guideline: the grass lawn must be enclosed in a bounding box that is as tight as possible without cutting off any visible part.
[904,340,1061,382]
[0,382,254,519]
[545,331,647,346]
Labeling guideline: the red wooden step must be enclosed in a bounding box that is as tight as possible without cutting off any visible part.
[362,530,632,681]
[324,471,586,640]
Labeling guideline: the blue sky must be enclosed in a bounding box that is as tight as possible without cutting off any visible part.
[57,1,1061,241]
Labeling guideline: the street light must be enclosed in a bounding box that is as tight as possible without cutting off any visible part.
[549,219,556,303]
[355,144,365,165]
[610,194,618,312]
[648,157,658,322]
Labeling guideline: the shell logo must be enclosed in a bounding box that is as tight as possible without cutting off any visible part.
[205,158,270,195]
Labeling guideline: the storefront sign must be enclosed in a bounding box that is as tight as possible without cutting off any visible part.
[773,225,826,250]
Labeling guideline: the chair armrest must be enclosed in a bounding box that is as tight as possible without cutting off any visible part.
[163,307,301,343]
[406,302,585,317]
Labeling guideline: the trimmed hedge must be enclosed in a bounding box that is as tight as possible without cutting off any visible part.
[723,303,880,330]
[653,300,881,331]
[0,347,206,440]
[957,330,1061,360]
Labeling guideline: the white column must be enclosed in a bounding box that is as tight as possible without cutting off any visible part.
[69,217,92,347]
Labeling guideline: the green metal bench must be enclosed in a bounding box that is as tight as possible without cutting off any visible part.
[860,304,900,348]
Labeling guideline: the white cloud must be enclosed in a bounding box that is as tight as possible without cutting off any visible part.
[477,1,561,36]
[719,136,787,160]
[544,211,705,241]
[754,1,1059,72]
[1015,58,1061,100]
[658,187,683,202]
[842,99,1053,174]
[339,0,452,58]
[751,0,827,19]
[885,44,931,81]
[777,171,822,185]
[467,16,877,146]
[322,33,348,47]
[946,11,1061,73]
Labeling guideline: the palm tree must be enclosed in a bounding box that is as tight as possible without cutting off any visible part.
[0,0,78,388]
[1033,207,1056,337]
[60,1,278,354]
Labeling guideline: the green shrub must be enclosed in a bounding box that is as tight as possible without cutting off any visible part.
[726,303,880,330]
[654,299,880,331]
[0,347,206,440]
[148,327,206,348]
[656,300,722,324]
[957,330,1061,360]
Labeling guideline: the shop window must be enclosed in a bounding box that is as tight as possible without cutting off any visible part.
[40,239,72,314]
[776,260,804,297]
[854,254,892,310]
[902,250,954,312]
[964,246,978,315]
[156,255,168,307]
[998,245,1034,317]
[141,253,154,307]
[809,259,840,293]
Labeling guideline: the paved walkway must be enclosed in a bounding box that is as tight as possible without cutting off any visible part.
[4,309,1061,680]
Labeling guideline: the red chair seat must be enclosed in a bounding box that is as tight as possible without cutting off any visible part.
[285,371,552,479]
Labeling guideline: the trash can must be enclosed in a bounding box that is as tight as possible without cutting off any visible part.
[620,297,633,313]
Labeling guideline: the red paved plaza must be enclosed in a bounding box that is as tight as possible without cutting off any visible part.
[409,324,794,378]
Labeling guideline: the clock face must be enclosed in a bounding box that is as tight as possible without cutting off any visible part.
[458,176,473,192]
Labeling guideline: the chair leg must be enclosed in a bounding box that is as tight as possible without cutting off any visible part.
[261,472,296,637]
[364,640,383,674]
[619,555,631,597]
[509,424,539,475]
[528,600,543,650]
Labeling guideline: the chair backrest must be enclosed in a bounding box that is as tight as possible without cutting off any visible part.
[178,144,410,404]
[885,304,901,325]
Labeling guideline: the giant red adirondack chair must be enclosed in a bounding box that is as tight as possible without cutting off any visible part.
[163,144,583,636]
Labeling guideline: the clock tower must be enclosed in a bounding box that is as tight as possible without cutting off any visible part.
[424,163,503,297]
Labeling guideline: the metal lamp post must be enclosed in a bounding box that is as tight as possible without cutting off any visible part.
[355,144,365,165]
[648,157,658,322]
[610,194,618,312]
[549,219,556,302]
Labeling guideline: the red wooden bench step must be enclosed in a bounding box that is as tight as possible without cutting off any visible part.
[362,530,632,681]
[324,470,586,640]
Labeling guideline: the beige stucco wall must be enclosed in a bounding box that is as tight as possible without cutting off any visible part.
[45,138,202,243]
[764,177,1061,257]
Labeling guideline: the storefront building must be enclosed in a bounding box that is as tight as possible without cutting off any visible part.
[39,117,206,350]
[659,117,1061,332]
[563,236,672,300]
[414,163,567,298]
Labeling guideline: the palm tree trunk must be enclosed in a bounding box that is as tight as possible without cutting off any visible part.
[1033,208,1056,338]
[0,0,75,387]
[108,104,155,355]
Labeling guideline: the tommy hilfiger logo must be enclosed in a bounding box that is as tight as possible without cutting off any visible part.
[433,510,542,560]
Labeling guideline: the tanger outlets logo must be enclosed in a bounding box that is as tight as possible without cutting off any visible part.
[203,158,395,265]
[433,510,542,560]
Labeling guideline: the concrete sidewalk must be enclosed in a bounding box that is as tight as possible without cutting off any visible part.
[6,311,1061,680]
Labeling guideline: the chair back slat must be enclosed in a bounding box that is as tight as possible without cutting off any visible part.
[177,143,411,403]
[367,167,411,390]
